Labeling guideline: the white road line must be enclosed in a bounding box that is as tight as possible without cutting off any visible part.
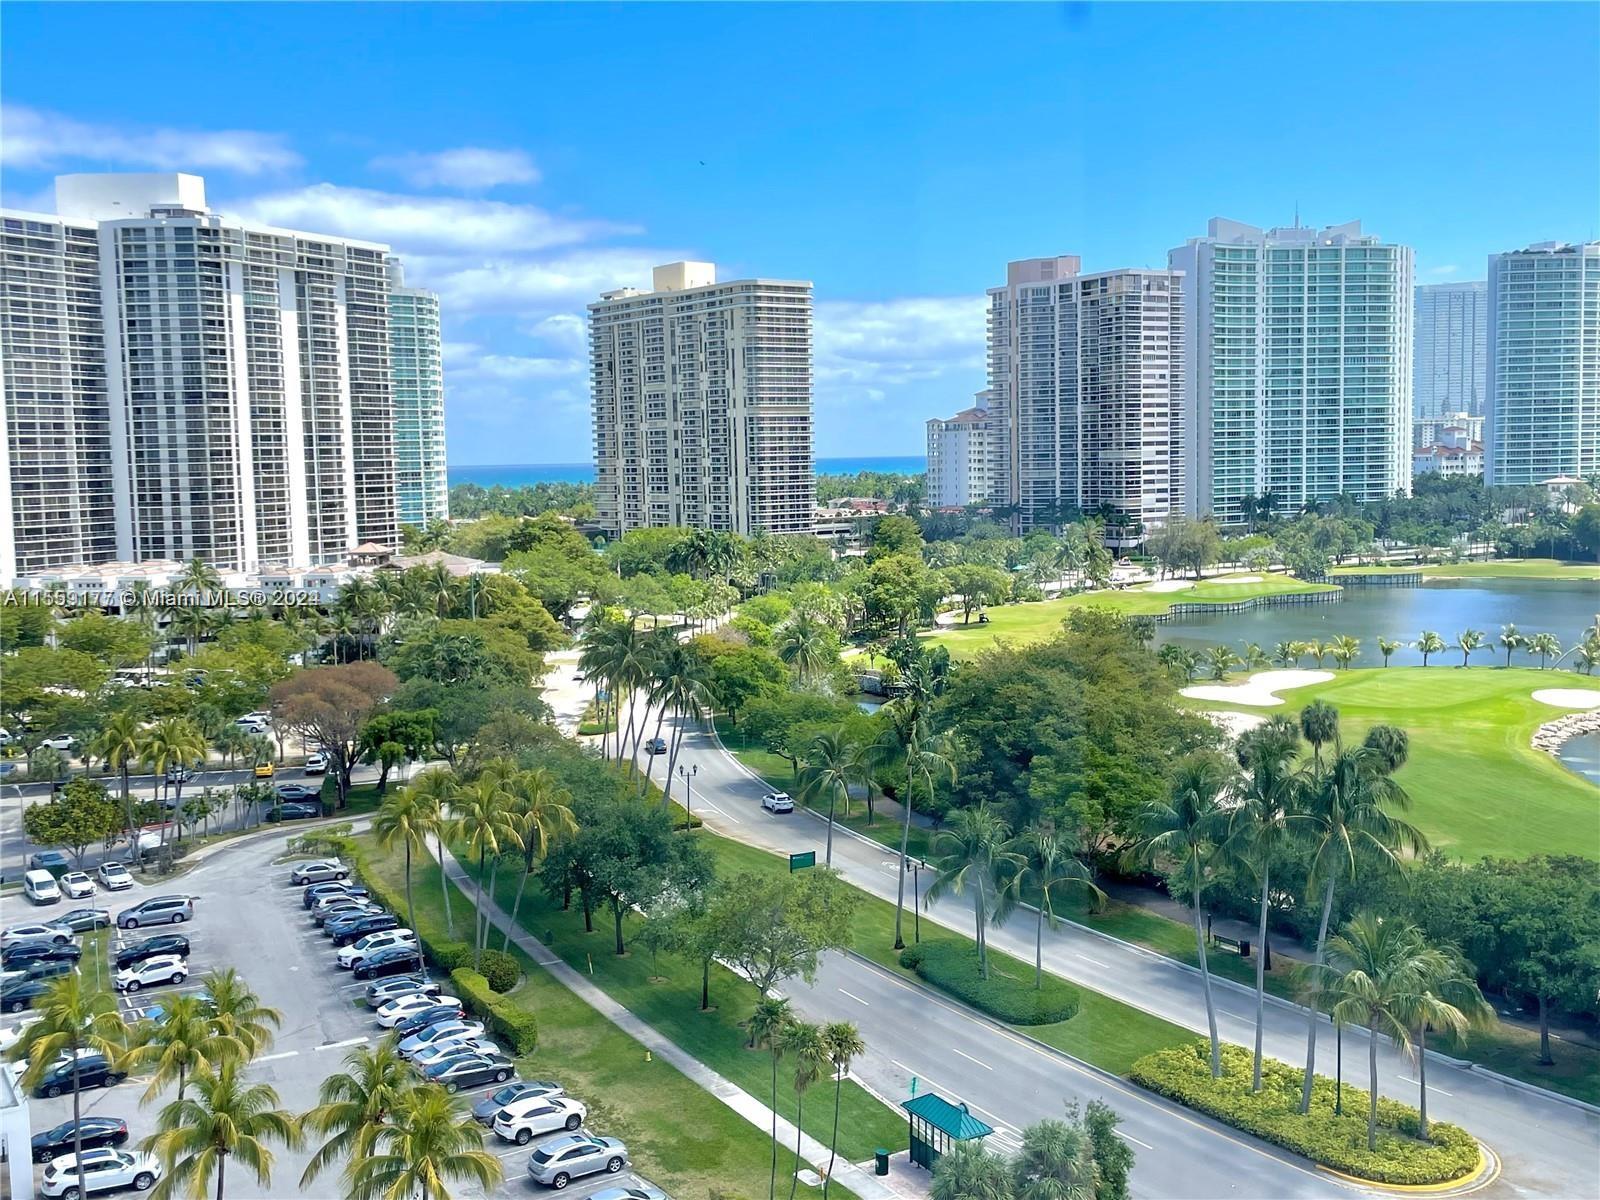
[315,1036,367,1051]
[950,1047,992,1070]
[837,988,870,1007]
[254,1050,299,1063]
[1075,953,1109,968]
[496,1148,524,1160]
[537,958,562,967]
[1115,1129,1154,1150]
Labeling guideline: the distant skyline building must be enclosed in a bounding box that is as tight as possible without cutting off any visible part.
[1414,281,1487,425]
[1485,241,1600,486]
[986,257,1184,539]
[386,257,449,528]
[1170,218,1413,522]
[1413,423,1483,479]
[588,261,814,538]
[925,393,994,507]
[1,172,409,583]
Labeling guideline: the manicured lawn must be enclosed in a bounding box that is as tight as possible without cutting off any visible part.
[1333,559,1600,581]
[356,835,849,1198]
[923,574,1338,658]
[713,718,797,792]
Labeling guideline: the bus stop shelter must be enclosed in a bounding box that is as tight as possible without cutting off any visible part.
[901,1091,994,1170]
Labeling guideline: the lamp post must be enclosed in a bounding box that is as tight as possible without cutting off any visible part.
[677,763,698,831]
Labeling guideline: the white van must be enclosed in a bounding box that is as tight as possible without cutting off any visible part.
[23,869,62,905]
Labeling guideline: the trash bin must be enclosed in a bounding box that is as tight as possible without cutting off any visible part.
[1238,939,1250,959]
[874,1148,889,1176]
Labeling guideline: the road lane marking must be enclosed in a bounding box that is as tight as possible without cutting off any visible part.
[1115,1129,1153,1150]
[837,988,870,1006]
[951,1047,992,1070]
[496,1148,524,1159]
[255,1050,299,1063]
[1075,953,1109,968]
[315,1036,367,1051]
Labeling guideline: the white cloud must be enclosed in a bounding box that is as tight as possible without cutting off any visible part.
[1426,264,1460,277]
[530,313,587,351]
[236,184,635,253]
[469,354,585,381]
[1,103,300,174]
[814,295,988,389]
[410,247,688,314]
[371,147,540,190]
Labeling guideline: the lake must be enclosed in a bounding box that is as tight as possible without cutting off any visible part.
[1558,732,1600,786]
[1155,578,1599,669]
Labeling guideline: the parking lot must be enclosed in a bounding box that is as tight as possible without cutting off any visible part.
[6,826,665,1198]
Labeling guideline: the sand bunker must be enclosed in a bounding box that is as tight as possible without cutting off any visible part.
[1181,670,1335,707]
[1200,710,1268,738]
[1145,580,1196,593]
[1532,689,1600,710]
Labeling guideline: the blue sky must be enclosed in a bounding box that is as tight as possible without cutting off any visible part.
[4,2,1595,465]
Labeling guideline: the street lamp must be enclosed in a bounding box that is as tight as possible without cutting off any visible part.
[677,763,698,831]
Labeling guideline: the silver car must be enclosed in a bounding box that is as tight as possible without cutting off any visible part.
[526,1133,629,1188]
[290,859,348,885]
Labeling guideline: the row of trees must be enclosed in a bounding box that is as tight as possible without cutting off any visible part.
[929,1101,1134,1200]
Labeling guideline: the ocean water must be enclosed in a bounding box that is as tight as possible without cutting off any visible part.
[448,456,926,488]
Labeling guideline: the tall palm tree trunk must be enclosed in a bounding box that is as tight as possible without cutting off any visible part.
[823,788,837,866]
[768,1052,780,1200]
[505,856,533,952]
[1190,865,1222,1079]
[788,1092,805,1200]
[438,838,455,937]
[825,1074,843,1195]
[1252,866,1271,1092]
[1367,1018,1380,1150]
[1417,1024,1430,1138]
[120,764,145,874]
[661,709,687,809]
[215,1150,227,1200]
[1299,875,1338,1111]
[892,799,912,950]
[473,848,489,969]
[70,1049,86,1199]
[1034,904,1045,989]
[640,697,669,799]
[973,890,988,979]
[403,843,416,940]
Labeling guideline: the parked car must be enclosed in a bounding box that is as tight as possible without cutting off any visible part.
[412,1038,502,1072]
[20,957,76,981]
[113,935,189,971]
[2,921,73,947]
[23,870,62,904]
[425,1051,515,1093]
[275,782,321,802]
[494,1094,588,1144]
[397,1018,484,1058]
[351,945,424,981]
[393,1004,469,1039]
[2,941,81,970]
[253,761,275,779]
[1,977,51,1013]
[30,1117,129,1164]
[376,993,461,1028]
[645,737,667,754]
[290,859,348,885]
[31,1053,124,1097]
[365,975,439,1008]
[264,801,320,822]
[114,954,188,993]
[56,908,111,933]
[314,900,382,928]
[37,734,78,752]
[39,1148,161,1198]
[303,881,368,910]
[96,862,134,891]
[589,1186,669,1200]
[760,791,795,814]
[116,896,192,929]
[234,715,269,734]
[163,764,196,786]
[337,929,416,969]
[331,913,401,947]
[526,1134,630,1188]
[473,1079,565,1124]
[58,872,96,899]
[28,850,73,876]
[303,752,329,775]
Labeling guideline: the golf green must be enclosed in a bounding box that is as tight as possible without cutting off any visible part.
[1331,559,1600,581]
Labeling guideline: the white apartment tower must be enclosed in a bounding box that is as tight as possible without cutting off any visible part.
[925,394,993,507]
[1485,241,1600,486]
[986,257,1185,538]
[1170,219,1413,522]
[0,173,403,583]
[386,258,449,528]
[1414,281,1487,428]
[589,262,814,537]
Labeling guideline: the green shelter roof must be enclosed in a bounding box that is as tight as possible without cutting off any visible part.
[901,1092,994,1140]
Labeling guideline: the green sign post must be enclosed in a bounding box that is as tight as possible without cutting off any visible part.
[789,850,816,872]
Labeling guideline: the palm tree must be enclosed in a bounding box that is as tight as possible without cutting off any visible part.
[1454,627,1486,667]
[749,996,794,1200]
[894,715,956,950]
[175,557,223,596]
[349,1083,502,1200]
[125,994,245,1104]
[930,1141,1012,1200]
[14,975,131,1198]
[1204,645,1240,680]
[1272,640,1300,668]
[447,769,520,968]
[926,804,1023,980]
[142,717,207,852]
[1132,754,1230,1078]
[798,728,860,866]
[1242,642,1269,670]
[1003,826,1104,989]
[408,768,457,936]
[1361,724,1410,773]
[91,713,148,873]
[213,724,253,773]
[201,969,283,1059]
[1376,637,1402,667]
[1406,952,1494,1138]
[1415,630,1445,667]
[780,1021,829,1200]
[1303,639,1330,669]
[1528,632,1561,669]
[820,1022,865,1196]
[1012,1116,1099,1199]
[1329,635,1360,670]
[143,1061,300,1200]
[373,786,434,938]
[502,767,577,950]
[1576,638,1600,675]
[1498,623,1523,667]
[1298,700,1340,770]
[778,612,831,684]
[1308,914,1444,1151]
[301,1042,416,1190]
[1293,744,1428,1114]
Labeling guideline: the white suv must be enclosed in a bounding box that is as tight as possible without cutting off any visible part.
[761,791,794,814]
[337,929,416,969]
[493,1094,587,1144]
[40,1148,161,1197]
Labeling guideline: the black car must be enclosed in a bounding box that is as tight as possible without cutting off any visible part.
[302,882,368,910]
[1,940,81,970]
[423,1051,515,1093]
[113,934,190,971]
[30,1116,129,1163]
[26,850,72,876]
[31,1053,124,1097]
[394,1004,464,1038]
[330,914,399,946]
[21,957,76,980]
[275,783,322,802]
[353,945,425,981]
[56,907,112,932]
[1,977,49,1013]
[264,801,320,822]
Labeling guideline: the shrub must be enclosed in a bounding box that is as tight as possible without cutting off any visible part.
[451,967,538,1054]
[429,941,474,973]
[898,941,1080,1025]
[478,948,521,993]
[1129,1043,1480,1185]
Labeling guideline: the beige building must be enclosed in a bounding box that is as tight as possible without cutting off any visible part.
[588,262,814,537]
[926,394,994,507]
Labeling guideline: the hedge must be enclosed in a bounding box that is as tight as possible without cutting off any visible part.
[1129,1042,1480,1185]
[899,942,1080,1025]
[452,967,539,1054]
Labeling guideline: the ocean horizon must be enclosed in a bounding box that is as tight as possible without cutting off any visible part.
[448,455,926,489]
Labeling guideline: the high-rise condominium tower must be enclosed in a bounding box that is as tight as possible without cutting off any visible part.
[0,173,405,583]
[1414,282,1488,428]
[926,393,994,508]
[1170,219,1413,522]
[1485,241,1600,486]
[986,257,1184,539]
[589,262,814,537]
[386,257,449,527]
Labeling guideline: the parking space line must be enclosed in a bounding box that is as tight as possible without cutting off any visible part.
[315,1035,367,1051]
[255,1050,299,1063]
[496,1148,524,1160]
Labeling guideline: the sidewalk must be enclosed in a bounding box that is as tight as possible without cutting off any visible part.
[429,838,904,1200]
